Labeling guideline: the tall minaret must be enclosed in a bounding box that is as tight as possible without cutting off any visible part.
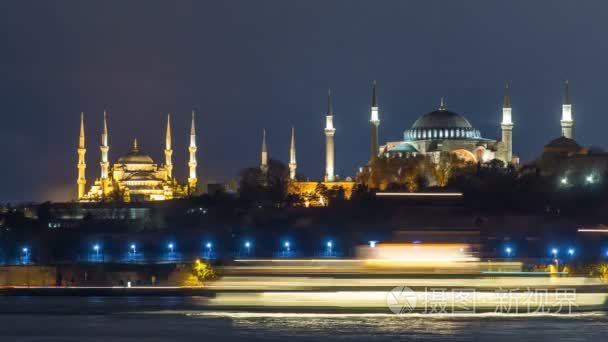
[77,112,87,199]
[561,80,573,139]
[100,110,109,181]
[289,126,297,180]
[188,111,198,192]
[260,128,268,174]
[164,113,173,179]
[324,89,336,182]
[501,83,513,164]
[370,81,380,162]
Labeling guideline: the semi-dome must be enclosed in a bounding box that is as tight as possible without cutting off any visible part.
[116,139,154,164]
[404,99,481,141]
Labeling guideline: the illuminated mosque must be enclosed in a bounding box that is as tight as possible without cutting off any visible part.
[76,111,198,202]
[381,85,517,165]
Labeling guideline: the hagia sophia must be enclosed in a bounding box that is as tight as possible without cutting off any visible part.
[75,80,603,203]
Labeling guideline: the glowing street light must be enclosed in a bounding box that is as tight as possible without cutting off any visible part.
[505,247,512,257]
[130,244,137,255]
[560,177,568,185]
[586,175,595,184]
[568,248,575,256]
[551,248,558,257]
[206,242,212,250]
[22,247,28,255]
[369,241,377,248]
[284,241,290,253]
[168,243,175,254]
[93,244,100,257]
[326,241,333,256]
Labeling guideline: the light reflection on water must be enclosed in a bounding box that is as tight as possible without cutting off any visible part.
[0,297,607,341]
[181,311,608,341]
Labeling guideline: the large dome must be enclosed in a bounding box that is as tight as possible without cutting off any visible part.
[404,101,481,141]
[412,110,473,129]
[116,139,154,164]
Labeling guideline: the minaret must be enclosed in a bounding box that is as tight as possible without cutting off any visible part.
[260,128,268,174]
[561,80,573,139]
[370,81,380,162]
[164,113,173,179]
[324,89,336,182]
[289,126,297,180]
[100,110,109,183]
[501,83,513,164]
[77,112,87,199]
[188,111,198,193]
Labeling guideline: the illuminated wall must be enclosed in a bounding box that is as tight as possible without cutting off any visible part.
[287,181,355,207]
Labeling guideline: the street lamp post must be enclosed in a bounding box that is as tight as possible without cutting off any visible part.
[22,247,30,287]
[284,241,290,256]
[205,242,212,259]
[326,241,333,256]
[552,248,559,271]
[244,241,251,256]
[130,244,137,261]
[93,244,100,261]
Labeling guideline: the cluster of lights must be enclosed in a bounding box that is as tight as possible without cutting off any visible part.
[18,240,608,261]
[560,174,598,186]
[549,247,576,257]
[501,246,577,259]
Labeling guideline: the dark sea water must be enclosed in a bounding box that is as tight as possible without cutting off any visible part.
[0,297,606,341]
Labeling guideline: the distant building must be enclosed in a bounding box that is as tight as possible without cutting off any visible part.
[77,111,198,202]
[532,81,608,181]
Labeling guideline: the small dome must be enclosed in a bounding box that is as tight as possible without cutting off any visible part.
[543,136,581,155]
[117,139,154,164]
[390,142,419,153]
[544,136,581,149]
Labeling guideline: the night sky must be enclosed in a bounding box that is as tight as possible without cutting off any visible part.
[1,0,608,202]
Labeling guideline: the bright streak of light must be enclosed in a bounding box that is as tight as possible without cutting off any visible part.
[357,243,479,262]
[205,290,608,310]
[578,229,608,233]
